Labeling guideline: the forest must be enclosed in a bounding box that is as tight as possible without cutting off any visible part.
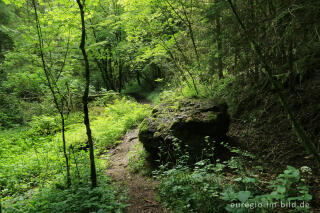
[0,0,320,212]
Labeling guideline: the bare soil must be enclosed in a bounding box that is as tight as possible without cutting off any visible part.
[106,128,167,213]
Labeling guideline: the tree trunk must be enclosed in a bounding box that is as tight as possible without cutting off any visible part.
[118,60,123,93]
[61,113,71,187]
[136,70,141,85]
[32,0,71,187]
[76,0,97,188]
[89,22,111,90]
[216,12,223,79]
[107,46,115,90]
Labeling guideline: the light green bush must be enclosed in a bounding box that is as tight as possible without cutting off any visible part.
[28,115,60,136]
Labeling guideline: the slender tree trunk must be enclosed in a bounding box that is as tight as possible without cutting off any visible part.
[216,12,223,79]
[32,0,71,187]
[288,1,294,90]
[165,0,200,67]
[70,145,81,179]
[95,58,110,90]
[61,113,71,187]
[187,21,199,65]
[76,0,97,188]
[89,21,112,90]
[118,60,123,93]
[180,1,200,66]
[107,46,115,90]
[136,70,141,85]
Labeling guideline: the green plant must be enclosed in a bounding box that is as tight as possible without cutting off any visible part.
[156,161,226,212]
[128,141,150,175]
[62,97,151,152]
[28,115,60,136]
[155,144,313,213]
[89,91,121,107]
[1,97,150,209]
[3,182,127,213]
[223,166,312,213]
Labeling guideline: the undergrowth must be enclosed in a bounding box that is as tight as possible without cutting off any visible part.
[0,95,151,212]
[3,177,127,213]
[128,141,150,175]
[62,97,151,152]
[153,142,313,213]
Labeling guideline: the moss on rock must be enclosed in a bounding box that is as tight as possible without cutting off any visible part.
[138,99,231,165]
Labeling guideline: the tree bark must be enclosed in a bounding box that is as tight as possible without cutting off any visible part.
[60,113,71,187]
[76,0,97,188]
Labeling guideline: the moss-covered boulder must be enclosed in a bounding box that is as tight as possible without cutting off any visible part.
[138,99,231,164]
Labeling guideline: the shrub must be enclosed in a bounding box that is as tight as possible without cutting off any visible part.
[28,115,60,136]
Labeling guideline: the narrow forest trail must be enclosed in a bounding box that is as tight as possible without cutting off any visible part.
[106,93,166,213]
[106,128,166,213]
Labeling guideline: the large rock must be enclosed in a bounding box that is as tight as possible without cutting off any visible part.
[138,99,231,164]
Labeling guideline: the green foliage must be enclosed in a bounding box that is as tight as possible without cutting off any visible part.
[64,97,151,152]
[0,0,14,62]
[180,80,200,98]
[155,162,226,212]
[128,141,150,175]
[151,90,184,106]
[1,52,45,99]
[178,76,216,99]
[144,89,162,104]
[122,79,159,100]
[0,127,62,197]
[1,98,150,209]
[28,115,60,136]
[0,93,22,128]
[154,145,313,213]
[223,165,312,213]
[3,182,127,213]
[89,91,122,107]
[0,0,318,211]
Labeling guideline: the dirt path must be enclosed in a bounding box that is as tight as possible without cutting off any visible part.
[125,93,153,105]
[106,128,167,213]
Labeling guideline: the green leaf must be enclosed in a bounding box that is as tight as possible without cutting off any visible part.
[234,177,242,182]
[154,78,163,82]
[237,191,251,203]
[243,177,258,184]
[277,185,286,194]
